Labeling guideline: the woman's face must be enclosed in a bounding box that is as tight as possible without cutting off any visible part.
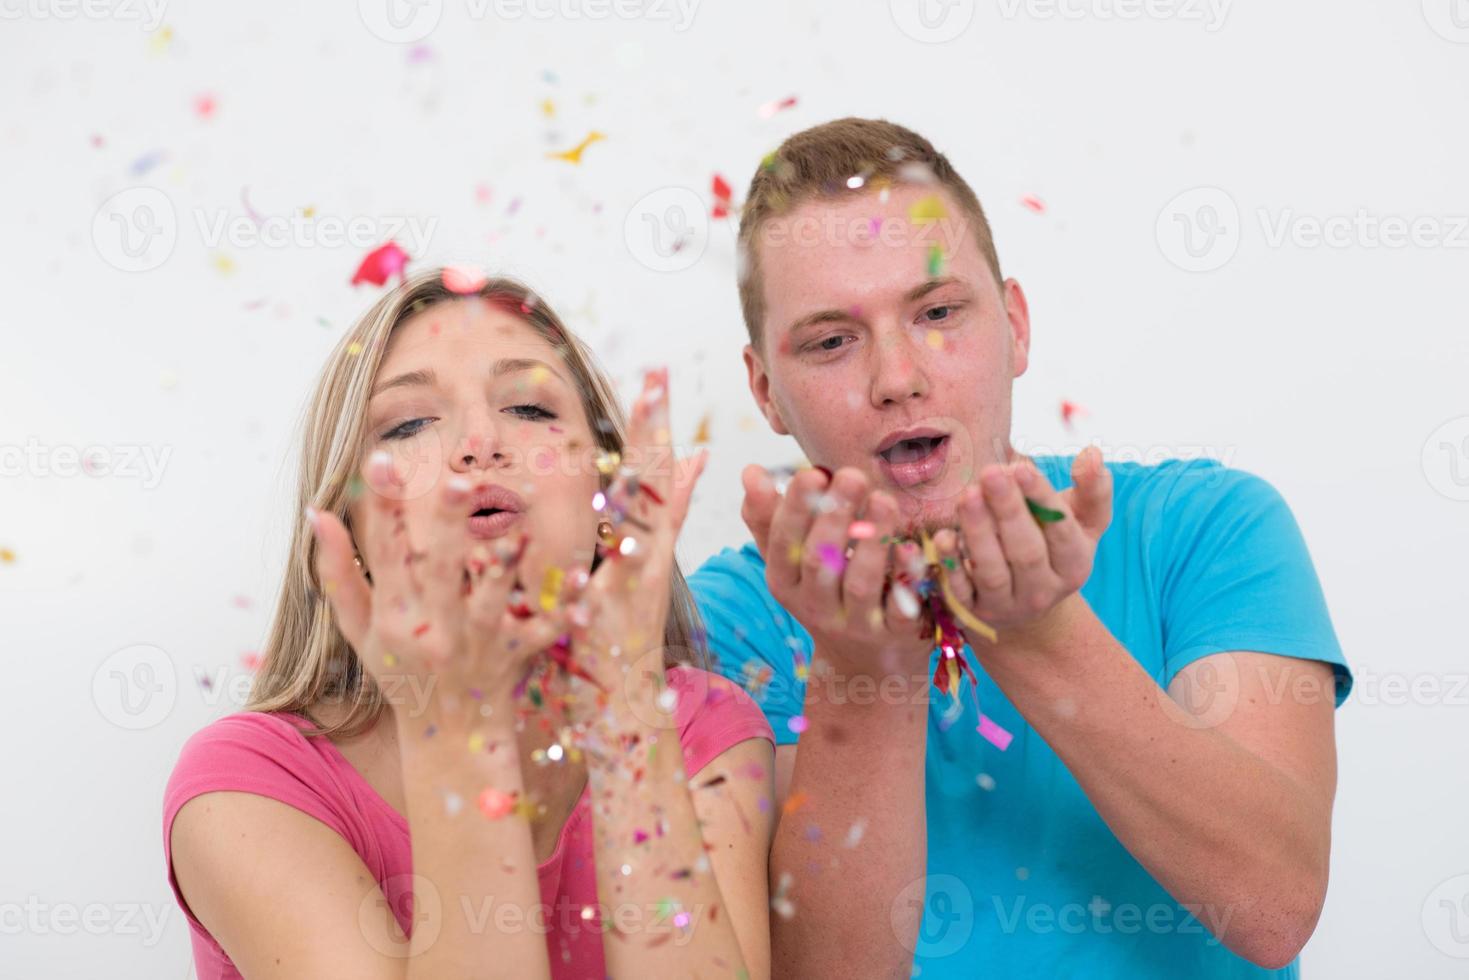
[348,297,603,597]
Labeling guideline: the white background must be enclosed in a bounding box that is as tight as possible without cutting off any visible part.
[2,0,1466,976]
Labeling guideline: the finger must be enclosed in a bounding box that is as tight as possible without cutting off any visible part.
[622,367,674,525]
[1068,446,1113,537]
[420,474,474,632]
[740,464,780,558]
[959,482,1011,606]
[801,468,867,613]
[466,533,529,629]
[308,506,372,651]
[358,451,422,618]
[1013,460,1090,588]
[842,491,896,634]
[931,527,973,610]
[765,468,829,594]
[884,539,928,639]
[982,464,1057,602]
[667,448,708,534]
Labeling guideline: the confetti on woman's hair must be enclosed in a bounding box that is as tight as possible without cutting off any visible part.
[442,265,488,294]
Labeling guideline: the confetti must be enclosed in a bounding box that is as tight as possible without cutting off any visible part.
[976,773,996,791]
[442,265,488,294]
[757,95,798,118]
[0,548,14,564]
[1060,400,1088,429]
[787,715,809,735]
[692,414,712,444]
[814,542,846,576]
[711,173,734,219]
[477,787,515,819]
[848,520,876,540]
[977,714,1014,751]
[540,566,565,611]
[782,791,809,815]
[908,194,947,224]
[771,872,797,920]
[843,819,867,848]
[193,93,217,119]
[926,244,945,277]
[1020,194,1047,214]
[1025,498,1066,524]
[239,651,261,671]
[350,242,409,287]
[546,131,605,164]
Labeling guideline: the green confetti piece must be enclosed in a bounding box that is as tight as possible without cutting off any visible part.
[1025,497,1065,524]
[926,244,945,277]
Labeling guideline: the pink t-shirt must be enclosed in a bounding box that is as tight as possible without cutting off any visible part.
[163,665,772,980]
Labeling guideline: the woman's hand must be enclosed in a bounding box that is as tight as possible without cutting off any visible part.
[564,367,707,701]
[308,451,583,733]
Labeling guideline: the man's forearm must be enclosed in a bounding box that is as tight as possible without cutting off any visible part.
[770,647,929,980]
[977,595,1332,968]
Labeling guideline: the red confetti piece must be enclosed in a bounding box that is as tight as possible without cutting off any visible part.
[1020,194,1047,214]
[193,94,217,119]
[239,651,261,671]
[350,242,410,287]
[782,791,809,815]
[412,622,431,637]
[1060,399,1088,429]
[477,787,515,819]
[711,173,733,219]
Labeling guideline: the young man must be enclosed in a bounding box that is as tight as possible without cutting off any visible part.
[688,118,1351,979]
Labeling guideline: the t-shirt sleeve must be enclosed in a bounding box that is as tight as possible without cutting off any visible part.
[667,666,776,776]
[1156,461,1352,705]
[161,713,354,931]
[688,545,809,746]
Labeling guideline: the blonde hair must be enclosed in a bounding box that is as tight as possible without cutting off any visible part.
[737,116,1005,348]
[247,268,707,738]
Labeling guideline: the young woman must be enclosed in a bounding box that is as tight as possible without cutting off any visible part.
[163,269,775,978]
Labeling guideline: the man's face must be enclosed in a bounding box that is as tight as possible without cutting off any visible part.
[745,183,1032,533]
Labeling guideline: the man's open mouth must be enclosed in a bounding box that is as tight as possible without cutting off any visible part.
[878,434,949,466]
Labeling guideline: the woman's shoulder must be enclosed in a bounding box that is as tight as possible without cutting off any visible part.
[664,665,775,777]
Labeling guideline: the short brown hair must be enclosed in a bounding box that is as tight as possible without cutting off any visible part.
[736,117,1004,348]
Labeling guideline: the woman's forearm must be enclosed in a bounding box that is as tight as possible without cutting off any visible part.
[397,701,552,979]
[582,689,759,979]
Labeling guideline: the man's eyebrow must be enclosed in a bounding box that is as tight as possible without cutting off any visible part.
[905,277,963,303]
[785,308,860,338]
[368,359,567,399]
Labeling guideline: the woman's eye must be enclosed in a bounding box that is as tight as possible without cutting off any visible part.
[505,403,557,421]
[382,417,433,440]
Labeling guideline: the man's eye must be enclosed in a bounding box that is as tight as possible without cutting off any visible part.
[923,305,953,322]
[506,403,557,421]
[382,417,433,441]
[812,335,851,353]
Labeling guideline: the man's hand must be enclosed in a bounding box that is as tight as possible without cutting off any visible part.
[740,463,932,674]
[941,446,1113,645]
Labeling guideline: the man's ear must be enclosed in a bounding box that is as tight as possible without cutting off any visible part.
[743,342,790,436]
[1002,277,1032,379]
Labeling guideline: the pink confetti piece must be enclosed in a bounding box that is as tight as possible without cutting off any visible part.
[1020,194,1047,214]
[758,95,798,118]
[350,241,409,287]
[477,787,515,819]
[815,542,847,575]
[977,713,1013,751]
[848,520,876,540]
[239,651,262,671]
[442,265,488,294]
[711,173,733,218]
[787,715,809,734]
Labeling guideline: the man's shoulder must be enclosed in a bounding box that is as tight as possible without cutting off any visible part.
[1034,452,1276,516]
[689,541,768,592]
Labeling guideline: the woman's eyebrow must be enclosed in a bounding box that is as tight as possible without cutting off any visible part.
[369,359,567,400]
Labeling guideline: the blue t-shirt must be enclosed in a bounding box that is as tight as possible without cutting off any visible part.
[689,455,1351,979]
